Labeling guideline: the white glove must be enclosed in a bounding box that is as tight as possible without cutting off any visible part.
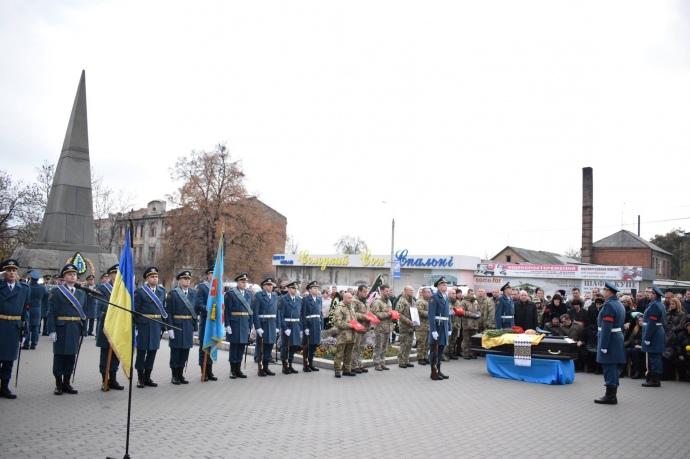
[168,330,175,340]
[257,328,264,337]
[305,329,310,336]
[276,328,280,334]
[225,326,232,335]
[284,329,291,337]
[49,332,57,342]
[21,337,26,347]
[644,340,650,346]
[432,331,439,340]
[601,348,607,354]
[300,331,304,339]
[448,330,452,336]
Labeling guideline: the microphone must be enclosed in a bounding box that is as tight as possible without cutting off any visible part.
[74,283,104,297]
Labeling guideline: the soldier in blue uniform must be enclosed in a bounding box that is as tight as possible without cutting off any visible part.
[194,267,217,381]
[428,277,452,381]
[40,275,52,335]
[84,274,97,336]
[252,277,279,377]
[25,270,47,349]
[47,263,87,395]
[166,270,197,385]
[495,282,515,329]
[0,259,30,399]
[224,272,253,379]
[278,281,303,375]
[301,280,322,372]
[96,264,124,391]
[641,286,667,388]
[133,266,167,388]
[594,282,627,405]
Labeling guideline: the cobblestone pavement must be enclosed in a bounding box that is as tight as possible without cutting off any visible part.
[1,336,688,458]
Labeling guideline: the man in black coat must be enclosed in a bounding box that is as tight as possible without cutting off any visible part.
[514,290,538,331]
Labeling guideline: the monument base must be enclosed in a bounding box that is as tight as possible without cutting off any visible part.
[12,245,117,275]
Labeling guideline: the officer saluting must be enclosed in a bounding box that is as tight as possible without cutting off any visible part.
[47,263,87,395]
[166,270,197,385]
[495,282,515,329]
[224,272,253,379]
[0,259,30,399]
[96,264,124,391]
[278,281,302,374]
[594,282,626,405]
[133,266,167,388]
[252,277,278,377]
[428,277,451,381]
[195,267,217,381]
[301,280,322,372]
[641,286,667,388]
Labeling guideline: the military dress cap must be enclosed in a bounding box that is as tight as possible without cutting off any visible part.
[176,270,192,280]
[500,282,511,292]
[261,277,277,287]
[1,259,19,270]
[234,272,249,282]
[143,266,159,279]
[603,281,619,294]
[306,280,319,290]
[107,264,119,275]
[29,270,41,280]
[205,266,214,275]
[60,263,79,277]
[285,280,299,289]
[651,286,665,298]
[85,274,95,280]
[434,276,448,288]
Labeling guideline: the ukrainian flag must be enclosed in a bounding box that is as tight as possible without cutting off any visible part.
[104,229,135,378]
[203,235,226,361]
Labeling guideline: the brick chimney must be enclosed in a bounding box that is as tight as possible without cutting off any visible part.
[581,167,593,263]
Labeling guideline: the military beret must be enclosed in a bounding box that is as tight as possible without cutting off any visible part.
[60,263,79,277]
[261,277,277,287]
[234,272,249,282]
[176,270,192,280]
[1,259,19,270]
[107,264,119,275]
[603,282,619,294]
[651,286,664,298]
[434,276,447,288]
[85,274,95,280]
[285,280,299,289]
[306,280,319,290]
[500,282,511,292]
[143,266,159,279]
[205,266,214,275]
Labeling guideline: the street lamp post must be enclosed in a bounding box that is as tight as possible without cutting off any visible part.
[390,217,395,291]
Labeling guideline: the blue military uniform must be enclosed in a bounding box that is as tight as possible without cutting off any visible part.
[40,276,52,335]
[594,282,626,404]
[641,287,667,387]
[96,265,124,391]
[27,271,48,349]
[252,278,279,376]
[278,282,303,374]
[495,282,515,328]
[0,259,30,399]
[195,266,218,381]
[84,275,97,336]
[428,277,452,380]
[301,280,323,372]
[165,270,197,385]
[133,266,167,388]
[224,272,253,379]
[47,264,87,395]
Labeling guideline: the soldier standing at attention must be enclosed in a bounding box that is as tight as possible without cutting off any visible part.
[96,265,124,391]
[477,288,495,331]
[641,287,667,388]
[301,281,322,372]
[82,274,97,337]
[350,285,371,374]
[445,288,461,360]
[460,290,481,359]
[133,266,167,388]
[333,292,358,378]
[194,267,217,381]
[166,270,197,385]
[278,281,302,374]
[429,277,451,381]
[371,284,394,371]
[252,277,278,377]
[224,272,252,379]
[26,270,47,349]
[396,286,416,368]
[415,287,431,365]
[594,282,626,405]
[495,282,515,329]
[0,259,30,399]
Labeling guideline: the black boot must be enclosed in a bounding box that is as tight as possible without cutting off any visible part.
[206,363,217,381]
[309,358,319,372]
[137,370,145,389]
[303,360,312,372]
[258,364,267,377]
[62,375,78,394]
[178,368,189,384]
[54,376,63,395]
[594,385,618,404]
[229,363,237,379]
[263,362,275,376]
[144,369,158,387]
[235,363,247,379]
[171,368,181,385]
[642,373,661,387]
[0,379,17,399]
[289,362,299,374]
[282,361,290,375]
[108,375,124,390]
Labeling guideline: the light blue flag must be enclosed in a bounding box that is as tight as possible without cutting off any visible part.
[202,235,225,361]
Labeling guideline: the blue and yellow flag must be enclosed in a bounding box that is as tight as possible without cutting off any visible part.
[104,229,135,378]
[203,235,226,361]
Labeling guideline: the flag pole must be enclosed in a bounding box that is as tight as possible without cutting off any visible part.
[123,220,135,459]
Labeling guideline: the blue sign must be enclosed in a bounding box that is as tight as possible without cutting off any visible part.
[393,260,401,279]
[395,249,454,268]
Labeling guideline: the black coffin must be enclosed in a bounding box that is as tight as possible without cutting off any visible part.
[470,333,579,360]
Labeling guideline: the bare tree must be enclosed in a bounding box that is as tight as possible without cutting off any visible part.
[285,234,299,254]
[563,248,581,259]
[334,235,368,254]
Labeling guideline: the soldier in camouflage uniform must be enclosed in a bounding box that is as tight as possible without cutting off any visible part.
[478,288,495,331]
[396,286,416,368]
[416,287,431,365]
[351,285,371,374]
[444,288,462,360]
[371,284,394,371]
[460,290,481,359]
[333,292,358,378]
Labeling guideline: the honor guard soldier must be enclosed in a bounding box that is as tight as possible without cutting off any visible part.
[415,287,432,365]
[41,275,52,335]
[301,280,322,372]
[396,286,416,368]
[495,282,515,329]
[371,284,394,371]
[594,282,626,405]
[350,285,371,373]
[224,272,252,379]
[641,286,667,388]
[133,267,167,388]
[26,270,48,349]
[166,270,197,385]
[47,264,87,395]
[195,266,217,381]
[0,259,30,399]
[96,265,124,391]
[252,277,278,376]
[278,281,302,374]
[84,274,97,336]
[333,292,358,377]
[429,277,451,381]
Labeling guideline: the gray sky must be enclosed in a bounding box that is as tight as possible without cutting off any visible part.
[2,0,689,258]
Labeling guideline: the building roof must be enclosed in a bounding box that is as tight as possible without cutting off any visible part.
[593,230,672,256]
[492,246,580,265]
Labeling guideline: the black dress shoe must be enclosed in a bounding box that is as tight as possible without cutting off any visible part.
[343,371,356,376]
[109,379,125,390]
[398,364,408,368]
[334,372,341,378]
[405,363,414,368]
[438,372,449,379]
[359,367,368,373]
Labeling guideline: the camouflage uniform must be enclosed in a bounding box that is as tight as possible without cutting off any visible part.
[396,295,415,366]
[445,299,462,359]
[351,296,370,371]
[478,295,495,330]
[460,295,481,358]
[415,298,430,363]
[371,297,393,369]
[333,300,357,374]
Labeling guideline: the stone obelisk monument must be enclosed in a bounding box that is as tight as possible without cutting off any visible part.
[13,71,117,274]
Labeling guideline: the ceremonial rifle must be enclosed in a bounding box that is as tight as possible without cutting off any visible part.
[14,322,25,389]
